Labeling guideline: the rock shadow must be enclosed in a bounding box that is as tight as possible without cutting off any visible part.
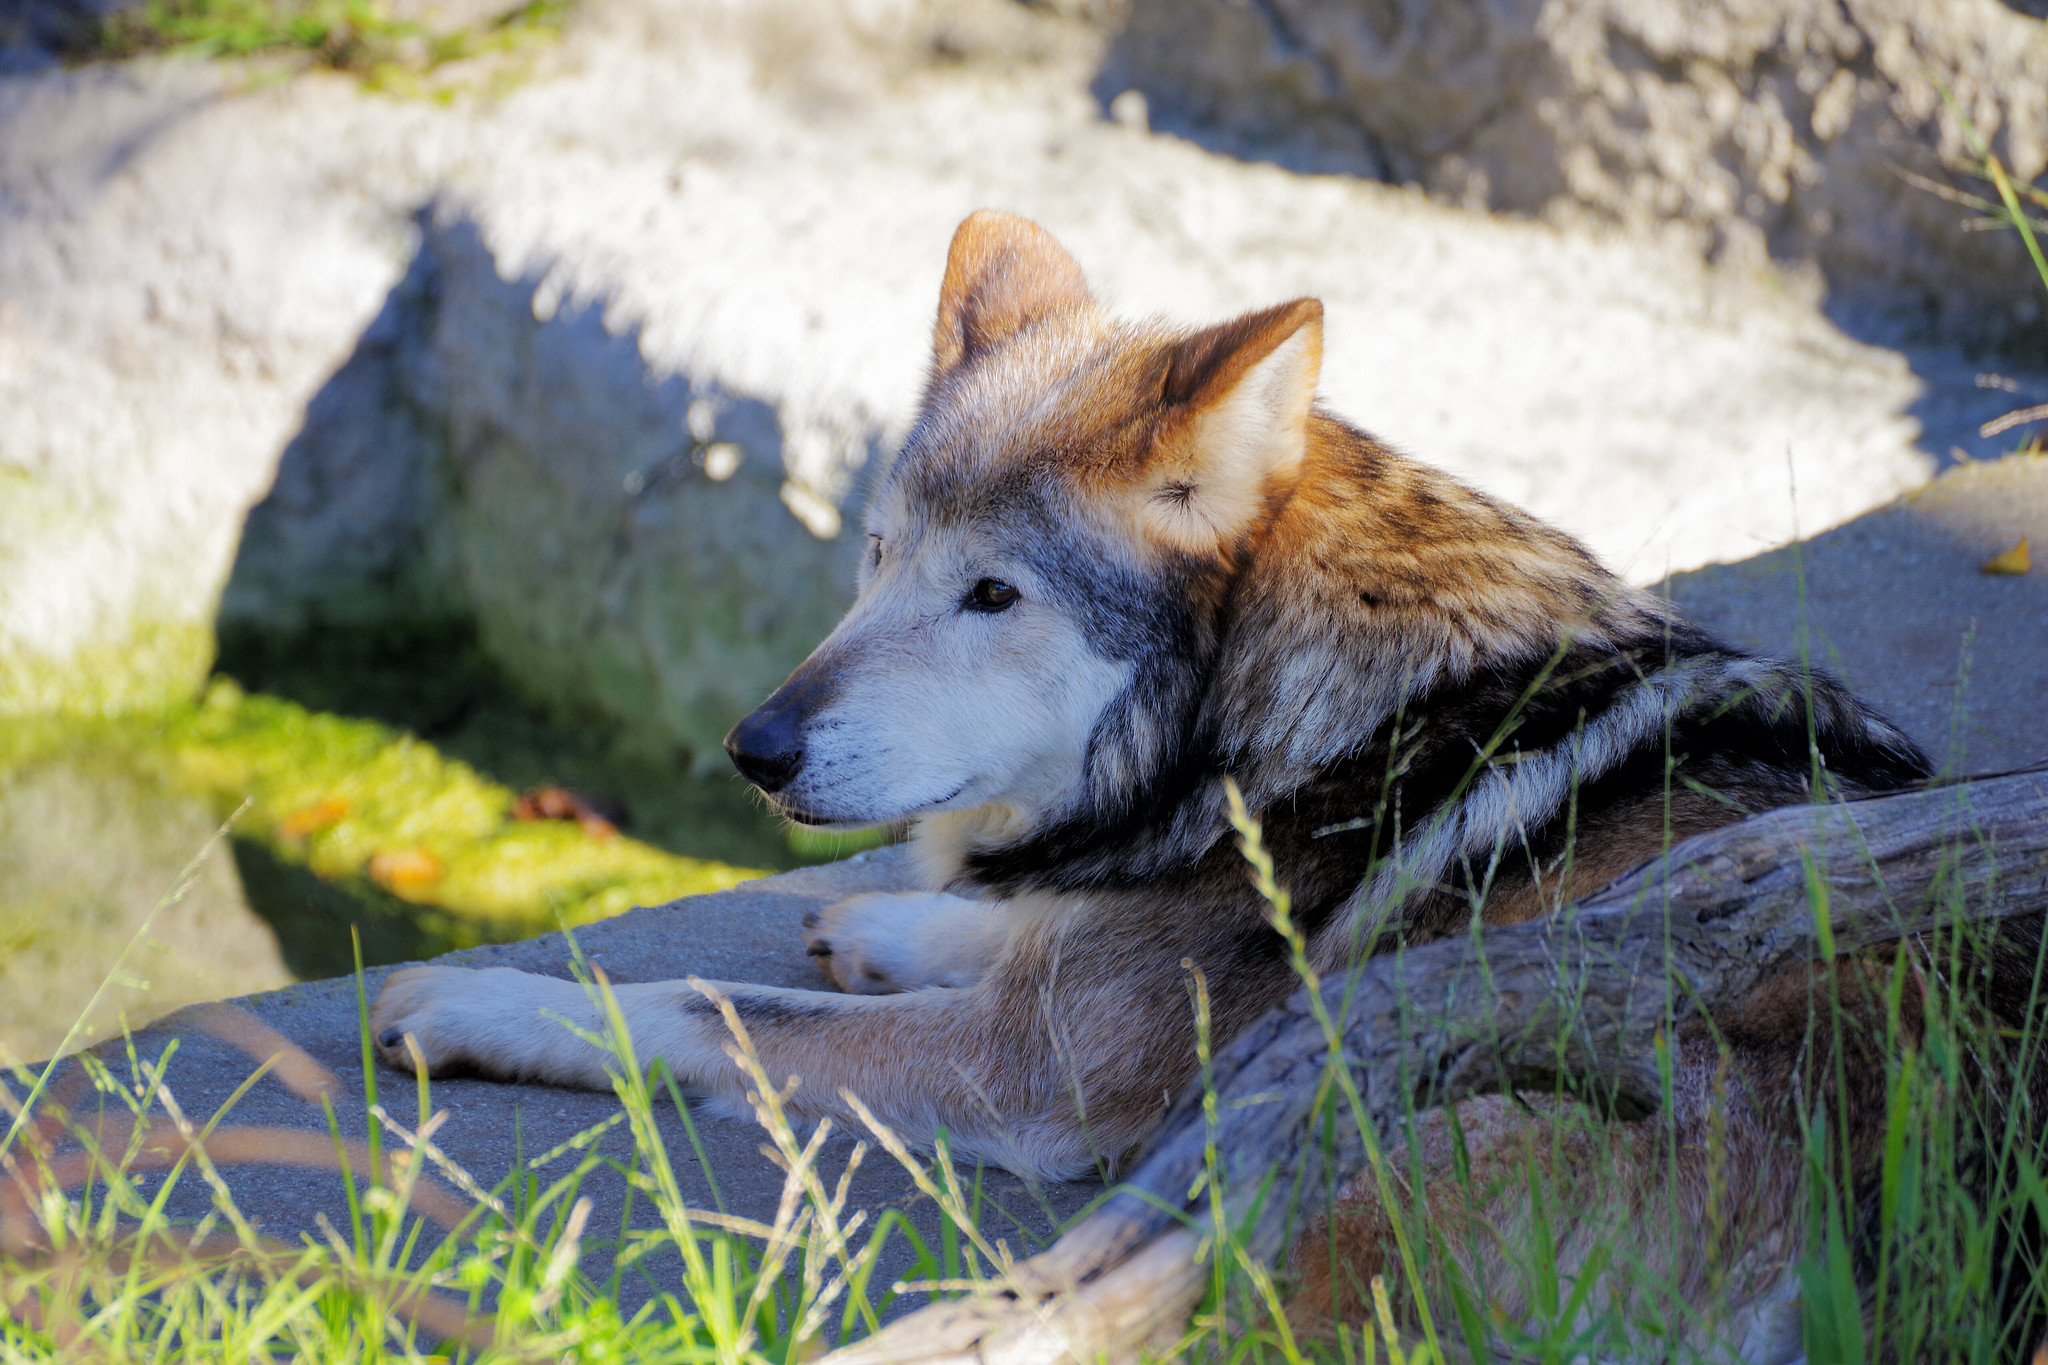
[215,208,870,915]
[1667,453,2048,778]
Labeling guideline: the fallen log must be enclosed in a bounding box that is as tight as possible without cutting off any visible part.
[824,769,2048,1365]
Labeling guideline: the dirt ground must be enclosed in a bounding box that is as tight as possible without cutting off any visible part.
[20,453,2046,1320]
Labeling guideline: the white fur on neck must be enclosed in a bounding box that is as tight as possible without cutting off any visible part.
[909,805,1028,891]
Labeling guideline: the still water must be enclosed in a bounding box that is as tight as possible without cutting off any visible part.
[0,753,292,1064]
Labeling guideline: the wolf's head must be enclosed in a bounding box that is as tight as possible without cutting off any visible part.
[725,211,1322,841]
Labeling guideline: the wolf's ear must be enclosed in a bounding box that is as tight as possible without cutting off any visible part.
[931,211,1092,376]
[1140,298,1323,553]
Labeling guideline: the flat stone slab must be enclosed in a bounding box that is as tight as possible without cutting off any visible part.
[26,846,1102,1320]
[1669,453,2048,779]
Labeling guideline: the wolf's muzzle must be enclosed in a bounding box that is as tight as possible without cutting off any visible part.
[725,698,806,794]
[729,649,842,798]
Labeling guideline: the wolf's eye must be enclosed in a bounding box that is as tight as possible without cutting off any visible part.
[967,578,1020,612]
[867,534,882,566]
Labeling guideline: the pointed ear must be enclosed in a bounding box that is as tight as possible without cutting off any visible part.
[931,211,1092,376]
[1138,298,1323,553]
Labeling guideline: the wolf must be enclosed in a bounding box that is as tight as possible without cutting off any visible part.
[372,211,2013,1349]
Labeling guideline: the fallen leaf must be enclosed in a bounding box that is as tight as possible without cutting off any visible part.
[279,797,349,841]
[513,786,578,821]
[1981,536,2031,576]
[513,785,620,839]
[368,848,445,897]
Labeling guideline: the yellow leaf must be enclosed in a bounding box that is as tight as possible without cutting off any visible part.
[279,796,348,840]
[1981,536,2031,576]
[369,847,446,898]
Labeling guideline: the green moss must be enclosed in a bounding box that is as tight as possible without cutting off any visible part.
[91,0,575,90]
[0,620,214,720]
[214,618,885,871]
[152,680,763,945]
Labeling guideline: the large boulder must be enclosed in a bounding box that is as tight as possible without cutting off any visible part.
[0,0,2034,763]
[1100,0,2048,344]
[0,62,421,714]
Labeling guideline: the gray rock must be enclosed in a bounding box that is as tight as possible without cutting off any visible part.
[419,218,864,768]
[2,0,2037,760]
[0,0,124,60]
[0,59,432,715]
[1100,0,2048,344]
[217,241,460,636]
[221,216,862,767]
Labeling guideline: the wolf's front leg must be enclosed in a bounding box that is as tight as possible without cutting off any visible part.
[371,962,1125,1178]
[801,891,1011,993]
[370,966,733,1090]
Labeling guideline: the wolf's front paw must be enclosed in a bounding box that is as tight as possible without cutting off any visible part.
[801,891,1009,994]
[370,965,566,1077]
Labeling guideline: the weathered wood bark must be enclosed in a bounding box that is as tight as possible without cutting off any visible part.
[824,770,2048,1365]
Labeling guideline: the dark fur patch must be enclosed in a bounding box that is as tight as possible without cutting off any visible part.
[681,992,840,1029]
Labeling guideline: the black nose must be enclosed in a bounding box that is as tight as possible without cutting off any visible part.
[725,705,804,793]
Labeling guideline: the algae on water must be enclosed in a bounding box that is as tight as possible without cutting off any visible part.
[159,680,765,953]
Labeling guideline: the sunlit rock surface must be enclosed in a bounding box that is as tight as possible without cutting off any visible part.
[1103,0,2048,346]
[1,0,2035,759]
[19,848,1096,1322]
